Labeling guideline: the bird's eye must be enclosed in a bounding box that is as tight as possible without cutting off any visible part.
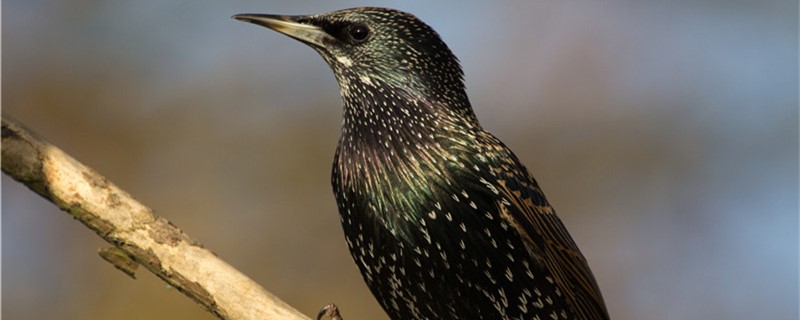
[347,24,371,43]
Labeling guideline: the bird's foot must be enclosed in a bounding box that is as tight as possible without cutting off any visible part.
[317,303,344,320]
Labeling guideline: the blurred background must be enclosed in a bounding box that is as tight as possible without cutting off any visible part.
[3,1,797,319]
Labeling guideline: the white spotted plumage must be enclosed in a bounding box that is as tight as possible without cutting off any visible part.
[237,6,609,320]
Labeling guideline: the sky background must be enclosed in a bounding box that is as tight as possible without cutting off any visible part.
[3,1,798,319]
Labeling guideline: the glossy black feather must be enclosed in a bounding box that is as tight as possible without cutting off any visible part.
[236,6,609,320]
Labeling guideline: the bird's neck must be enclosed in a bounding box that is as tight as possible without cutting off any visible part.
[333,76,487,242]
[337,77,477,155]
[335,77,483,188]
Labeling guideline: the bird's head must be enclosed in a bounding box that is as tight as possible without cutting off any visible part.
[234,7,468,107]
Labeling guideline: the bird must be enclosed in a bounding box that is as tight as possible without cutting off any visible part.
[233,7,609,320]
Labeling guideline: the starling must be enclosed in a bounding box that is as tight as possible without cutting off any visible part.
[234,7,609,320]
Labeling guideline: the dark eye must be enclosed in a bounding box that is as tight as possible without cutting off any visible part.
[347,24,370,43]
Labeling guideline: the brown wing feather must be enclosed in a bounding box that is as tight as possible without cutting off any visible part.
[494,168,610,320]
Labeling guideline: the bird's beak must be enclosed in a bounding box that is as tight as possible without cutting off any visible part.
[232,14,331,48]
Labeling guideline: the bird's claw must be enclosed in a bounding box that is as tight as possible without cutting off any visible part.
[317,303,344,320]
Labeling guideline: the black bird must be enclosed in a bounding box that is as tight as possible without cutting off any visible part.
[234,7,609,320]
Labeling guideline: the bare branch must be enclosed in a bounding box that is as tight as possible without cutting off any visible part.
[1,117,311,320]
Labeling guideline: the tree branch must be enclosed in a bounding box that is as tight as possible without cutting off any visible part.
[1,117,311,320]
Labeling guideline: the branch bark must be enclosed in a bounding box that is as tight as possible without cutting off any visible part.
[1,117,312,320]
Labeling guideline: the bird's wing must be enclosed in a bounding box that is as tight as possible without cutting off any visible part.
[492,162,610,320]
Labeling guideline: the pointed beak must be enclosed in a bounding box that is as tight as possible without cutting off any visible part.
[232,13,331,48]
